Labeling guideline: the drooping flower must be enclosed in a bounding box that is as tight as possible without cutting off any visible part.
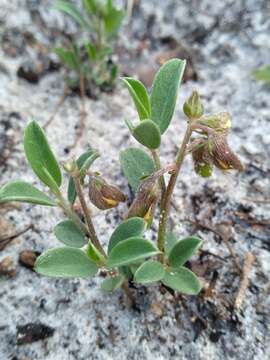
[127,166,176,225]
[208,132,244,171]
[198,112,232,132]
[191,131,244,176]
[89,173,126,210]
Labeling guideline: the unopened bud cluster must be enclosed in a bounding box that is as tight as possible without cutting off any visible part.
[183,90,204,120]
[183,92,244,176]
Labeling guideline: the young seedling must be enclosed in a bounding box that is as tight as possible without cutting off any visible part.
[54,0,125,94]
[252,64,270,83]
[0,59,243,303]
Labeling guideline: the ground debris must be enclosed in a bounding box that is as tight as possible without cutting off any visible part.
[16,323,55,345]
[0,256,16,277]
[234,252,256,310]
[0,224,33,251]
[19,250,40,270]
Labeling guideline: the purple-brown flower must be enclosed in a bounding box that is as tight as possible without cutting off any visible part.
[89,173,126,210]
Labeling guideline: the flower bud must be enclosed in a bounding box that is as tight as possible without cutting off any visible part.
[208,133,244,171]
[62,159,77,174]
[183,90,204,120]
[89,173,126,210]
[198,112,231,132]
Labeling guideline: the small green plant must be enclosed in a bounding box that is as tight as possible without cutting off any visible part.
[252,65,270,83]
[54,0,125,93]
[0,59,243,301]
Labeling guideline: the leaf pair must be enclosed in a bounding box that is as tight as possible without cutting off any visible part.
[123,58,186,136]
[131,260,199,296]
[162,235,203,295]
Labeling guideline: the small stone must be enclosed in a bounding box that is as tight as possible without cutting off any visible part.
[17,323,55,345]
[19,250,41,270]
[0,257,16,277]
[17,61,41,83]
[150,302,163,318]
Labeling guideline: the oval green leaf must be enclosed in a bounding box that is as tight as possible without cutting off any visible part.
[54,47,79,70]
[162,267,202,295]
[24,121,62,189]
[168,236,202,268]
[0,181,56,206]
[150,58,186,134]
[133,119,161,149]
[134,260,165,284]
[35,247,98,278]
[108,217,146,254]
[107,237,160,268]
[79,151,100,178]
[100,274,125,292]
[87,242,106,265]
[165,231,178,255]
[54,220,86,248]
[122,77,151,120]
[120,147,155,192]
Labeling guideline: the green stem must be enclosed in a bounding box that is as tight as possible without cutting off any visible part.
[157,123,193,259]
[151,150,166,196]
[57,194,88,235]
[73,176,107,257]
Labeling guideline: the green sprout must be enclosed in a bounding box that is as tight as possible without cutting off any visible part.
[252,65,270,84]
[0,59,243,301]
[54,0,125,93]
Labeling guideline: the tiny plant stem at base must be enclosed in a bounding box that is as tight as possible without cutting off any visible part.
[157,123,193,259]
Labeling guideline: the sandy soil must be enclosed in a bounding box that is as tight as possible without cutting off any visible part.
[0,0,269,359]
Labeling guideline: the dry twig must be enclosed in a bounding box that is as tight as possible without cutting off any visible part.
[234,252,256,310]
[185,218,242,272]
[0,224,33,251]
